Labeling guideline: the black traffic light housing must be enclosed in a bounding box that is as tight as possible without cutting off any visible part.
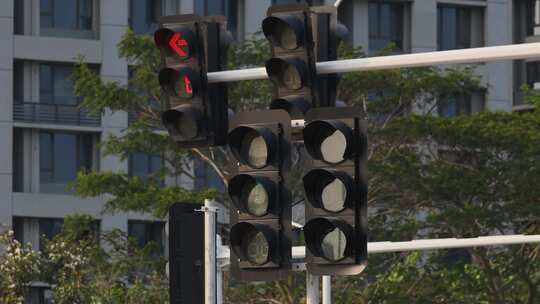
[263,4,318,119]
[310,5,348,108]
[228,110,292,281]
[155,15,228,148]
[302,107,368,275]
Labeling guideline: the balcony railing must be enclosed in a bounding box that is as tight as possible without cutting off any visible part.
[13,102,101,127]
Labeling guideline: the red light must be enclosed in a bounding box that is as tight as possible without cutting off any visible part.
[183,75,193,95]
[169,32,189,59]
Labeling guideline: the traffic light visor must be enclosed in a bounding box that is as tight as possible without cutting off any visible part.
[265,58,306,90]
[304,218,354,262]
[303,169,353,213]
[230,222,275,266]
[262,15,304,50]
[228,126,277,169]
[303,120,353,164]
[162,105,202,140]
[270,97,311,119]
[229,174,275,217]
[154,27,196,60]
[158,67,198,98]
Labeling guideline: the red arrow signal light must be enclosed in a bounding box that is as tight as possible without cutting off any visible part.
[154,27,195,60]
[169,32,190,59]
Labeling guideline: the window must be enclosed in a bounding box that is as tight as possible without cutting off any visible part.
[369,2,404,53]
[129,152,162,180]
[27,287,54,304]
[13,128,24,193]
[13,217,63,250]
[438,93,485,118]
[40,64,79,105]
[14,0,24,35]
[438,5,483,51]
[194,0,238,39]
[39,131,94,194]
[40,0,92,31]
[39,218,64,249]
[128,221,165,256]
[526,0,538,37]
[129,0,162,34]
[526,61,540,86]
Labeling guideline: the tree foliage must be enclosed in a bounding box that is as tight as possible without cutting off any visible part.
[3,28,540,303]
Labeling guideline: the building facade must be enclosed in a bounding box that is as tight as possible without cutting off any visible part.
[0,0,539,302]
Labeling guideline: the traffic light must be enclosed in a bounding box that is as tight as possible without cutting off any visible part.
[302,107,368,275]
[262,4,318,119]
[155,15,228,148]
[310,6,348,107]
[228,110,292,281]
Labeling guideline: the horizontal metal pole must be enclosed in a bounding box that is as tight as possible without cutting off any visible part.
[218,235,540,268]
[207,42,540,83]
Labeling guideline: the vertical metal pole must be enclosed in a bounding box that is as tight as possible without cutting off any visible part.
[322,276,332,304]
[306,273,320,304]
[216,235,224,304]
[204,199,217,304]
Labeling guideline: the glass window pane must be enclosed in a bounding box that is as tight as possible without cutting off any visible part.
[53,66,76,105]
[194,0,205,15]
[457,8,471,49]
[129,222,148,248]
[227,0,238,38]
[379,4,391,38]
[40,65,52,103]
[39,218,63,241]
[150,155,162,173]
[78,134,93,170]
[54,133,77,182]
[368,3,379,37]
[207,0,225,15]
[440,7,457,50]
[40,132,53,183]
[54,0,77,29]
[78,0,92,30]
[40,0,53,28]
[131,152,149,177]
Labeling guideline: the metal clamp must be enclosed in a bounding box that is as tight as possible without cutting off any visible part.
[195,206,219,213]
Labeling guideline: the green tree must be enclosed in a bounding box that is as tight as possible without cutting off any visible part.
[4,28,540,303]
[0,215,168,304]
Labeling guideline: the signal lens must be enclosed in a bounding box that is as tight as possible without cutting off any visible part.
[228,127,276,169]
[303,120,354,165]
[320,226,347,261]
[262,16,304,50]
[161,105,202,140]
[245,230,270,265]
[229,174,275,217]
[303,169,353,213]
[265,58,306,91]
[241,132,268,168]
[304,218,353,262]
[168,32,190,59]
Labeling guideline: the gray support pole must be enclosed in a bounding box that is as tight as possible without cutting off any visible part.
[307,273,320,304]
[322,276,332,304]
[204,199,218,304]
[216,235,224,304]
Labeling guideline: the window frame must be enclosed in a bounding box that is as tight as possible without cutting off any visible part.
[128,220,166,256]
[437,4,480,51]
[40,0,93,31]
[39,63,81,106]
[39,131,95,192]
[368,1,405,53]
